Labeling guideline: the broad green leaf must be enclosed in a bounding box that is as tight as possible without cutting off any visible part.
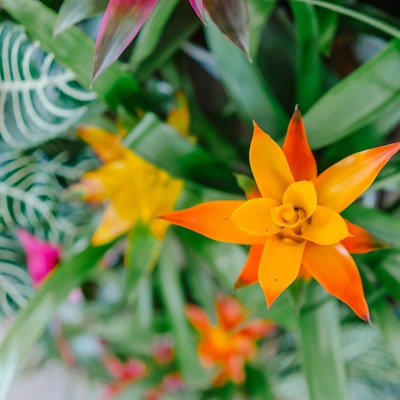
[298,283,347,400]
[290,1,322,111]
[370,249,400,303]
[157,232,209,388]
[315,0,342,55]
[290,0,400,40]
[124,220,162,304]
[123,113,240,193]
[342,203,400,246]
[0,233,33,316]
[204,15,288,138]
[129,0,180,71]
[1,0,142,109]
[304,39,400,148]
[54,0,108,35]
[247,0,277,59]
[0,22,96,150]
[204,0,249,56]
[0,242,112,400]
[372,299,400,369]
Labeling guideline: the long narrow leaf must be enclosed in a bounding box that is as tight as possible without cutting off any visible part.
[0,243,112,400]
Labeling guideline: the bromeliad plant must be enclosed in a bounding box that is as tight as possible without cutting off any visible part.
[161,108,400,322]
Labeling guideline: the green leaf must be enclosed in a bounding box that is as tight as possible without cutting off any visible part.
[0,232,33,316]
[123,113,240,193]
[124,220,162,303]
[1,0,142,110]
[0,242,112,400]
[129,0,180,71]
[157,232,209,388]
[372,299,400,369]
[290,1,322,111]
[54,0,108,35]
[304,39,400,148]
[0,22,96,150]
[204,15,288,138]
[298,284,347,400]
[247,0,277,59]
[342,203,400,246]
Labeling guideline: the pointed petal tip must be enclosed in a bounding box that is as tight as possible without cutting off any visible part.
[293,104,302,121]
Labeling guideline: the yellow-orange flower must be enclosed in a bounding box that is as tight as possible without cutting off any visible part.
[186,296,274,386]
[161,108,400,322]
[73,126,183,245]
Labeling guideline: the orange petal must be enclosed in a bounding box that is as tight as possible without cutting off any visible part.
[250,122,294,201]
[314,142,400,213]
[342,219,388,254]
[258,235,305,306]
[78,126,124,162]
[230,198,281,236]
[234,245,263,288]
[160,201,266,244]
[302,243,370,322]
[282,107,317,181]
[186,304,211,333]
[92,203,133,245]
[282,180,317,217]
[239,320,275,339]
[216,297,246,330]
[300,205,349,245]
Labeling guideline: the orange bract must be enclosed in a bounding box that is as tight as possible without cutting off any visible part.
[161,109,400,322]
[186,296,274,385]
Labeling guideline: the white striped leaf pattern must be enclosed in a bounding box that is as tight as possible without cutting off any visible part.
[0,232,33,316]
[0,22,97,150]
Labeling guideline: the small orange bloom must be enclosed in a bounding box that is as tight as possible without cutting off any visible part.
[186,296,274,386]
[161,108,400,322]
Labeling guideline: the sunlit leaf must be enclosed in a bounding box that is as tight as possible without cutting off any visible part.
[54,0,108,35]
[0,242,112,400]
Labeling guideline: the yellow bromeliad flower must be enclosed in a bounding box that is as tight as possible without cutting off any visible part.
[161,108,400,322]
[186,296,274,386]
[75,126,183,245]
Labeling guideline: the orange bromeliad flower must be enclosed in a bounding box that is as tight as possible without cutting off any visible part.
[162,108,400,322]
[186,296,274,386]
[72,126,183,245]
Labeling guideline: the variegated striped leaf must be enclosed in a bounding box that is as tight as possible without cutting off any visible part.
[0,22,97,150]
[0,232,33,316]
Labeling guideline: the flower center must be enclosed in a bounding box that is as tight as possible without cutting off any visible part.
[270,203,306,228]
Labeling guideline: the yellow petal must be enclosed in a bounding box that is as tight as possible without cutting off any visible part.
[160,201,266,244]
[282,180,317,218]
[314,142,400,213]
[258,235,305,306]
[78,126,124,162]
[302,242,370,322]
[250,122,294,201]
[282,107,317,181]
[230,198,281,236]
[300,205,349,245]
[234,245,263,288]
[92,203,133,245]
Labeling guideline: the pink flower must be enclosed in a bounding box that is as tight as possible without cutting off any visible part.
[17,229,60,287]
